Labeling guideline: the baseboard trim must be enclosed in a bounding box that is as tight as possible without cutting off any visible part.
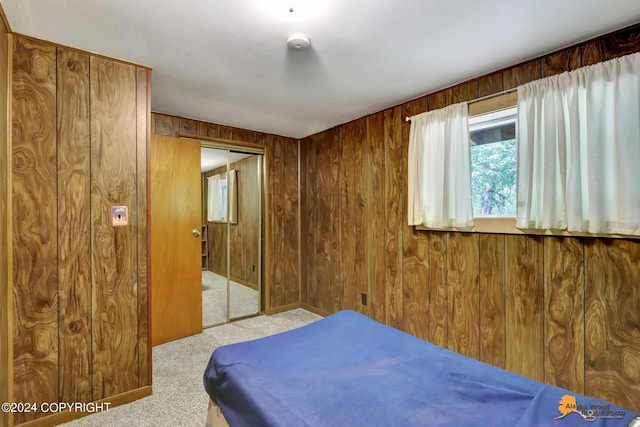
[265,302,300,315]
[15,386,152,427]
[300,303,330,317]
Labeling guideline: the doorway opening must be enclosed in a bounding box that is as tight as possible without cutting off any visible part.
[198,141,265,328]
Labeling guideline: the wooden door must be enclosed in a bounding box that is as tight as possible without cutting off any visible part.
[151,135,202,345]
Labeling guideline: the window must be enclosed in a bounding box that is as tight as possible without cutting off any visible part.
[469,107,517,217]
[207,170,237,223]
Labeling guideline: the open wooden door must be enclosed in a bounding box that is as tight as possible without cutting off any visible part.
[151,134,202,345]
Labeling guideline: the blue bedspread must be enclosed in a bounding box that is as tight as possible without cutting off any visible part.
[203,310,637,427]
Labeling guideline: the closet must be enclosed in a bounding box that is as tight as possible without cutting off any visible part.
[201,142,265,326]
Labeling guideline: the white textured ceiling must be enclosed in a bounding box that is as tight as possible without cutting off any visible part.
[2,0,640,139]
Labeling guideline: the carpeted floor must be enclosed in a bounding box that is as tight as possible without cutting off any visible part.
[60,309,322,427]
[202,270,259,327]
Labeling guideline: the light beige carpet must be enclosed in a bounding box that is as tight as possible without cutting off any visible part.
[202,270,259,327]
[60,309,322,427]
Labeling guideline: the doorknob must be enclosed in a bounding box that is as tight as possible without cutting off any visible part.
[192,228,201,237]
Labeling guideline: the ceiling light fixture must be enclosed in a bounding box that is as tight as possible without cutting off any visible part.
[286,32,311,50]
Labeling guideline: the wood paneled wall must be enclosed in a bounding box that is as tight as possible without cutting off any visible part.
[9,35,150,425]
[152,113,300,311]
[300,23,640,413]
[0,16,11,427]
[203,155,261,288]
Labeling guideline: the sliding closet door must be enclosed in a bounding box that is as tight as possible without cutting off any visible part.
[202,145,263,325]
[228,152,262,320]
[202,147,230,327]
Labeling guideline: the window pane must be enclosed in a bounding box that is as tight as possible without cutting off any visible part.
[469,108,517,217]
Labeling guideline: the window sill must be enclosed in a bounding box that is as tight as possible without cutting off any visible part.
[415,217,639,240]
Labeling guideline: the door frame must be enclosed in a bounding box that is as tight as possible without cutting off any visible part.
[179,133,270,318]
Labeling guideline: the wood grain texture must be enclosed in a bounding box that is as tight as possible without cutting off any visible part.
[478,234,506,368]
[427,232,447,347]
[383,107,403,330]
[283,138,300,306]
[503,59,542,90]
[150,135,202,344]
[585,239,640,412]
[448,80,478,104]
[90,56,139,400]
[505,235,544,381]
[0,22,11,427]
[312,131,329,312]
[299,137,314,306]
[401,96,429,340]
[339,120,366,314]
[365,112,386,323]
[477,72,503,98]
[136,67,149,387]
[328,130,342,313]
[57,47,92,404]
[270,136,285,308]
[447,233,479,358]
[582,24,640,66]
[542,47,581,77]
[544,237,584,392]
[11,36,58,424]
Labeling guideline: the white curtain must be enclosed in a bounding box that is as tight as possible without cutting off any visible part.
[517,52,640,235]
[408,102,474,228]
[207,174,222,221]
[207,170,238,223]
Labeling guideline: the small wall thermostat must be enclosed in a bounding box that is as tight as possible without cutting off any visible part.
[111,206,129,227]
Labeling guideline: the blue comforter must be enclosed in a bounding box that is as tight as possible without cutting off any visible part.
[203,310,637,426]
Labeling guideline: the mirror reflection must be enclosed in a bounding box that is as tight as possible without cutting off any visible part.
[201,147,262,327]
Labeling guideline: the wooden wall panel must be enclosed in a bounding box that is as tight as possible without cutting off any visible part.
[90,56,139,400]
[283,138,299,305]
[339,120,366,313]
[365,112,386,323]
[401,96,429,340]
[136,67,150,387]
[583,25,640,66]
[544,237,584,392]
[505,235,544,382]
[269,136,285,307]
[11,36,58,424]
[503,59,542,90]
[542,47,581,77]
[478,234,505,368]
[57,47,92,404]
[585,239,640,412]
[446,233,479,358]
[427,232,447,347]
[328,131,342,313]
[383,106,403,330]
[9,35,150,426]
[0,21,11,427]
[301,135,317,307]
[312,130,330,312]
[477,72,503,98]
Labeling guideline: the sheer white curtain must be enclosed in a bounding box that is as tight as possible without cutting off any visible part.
[207,174,222,222]
[408,102,474,228]
[517,52,640,235]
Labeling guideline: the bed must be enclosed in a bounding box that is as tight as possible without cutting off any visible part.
[203,310,638,426]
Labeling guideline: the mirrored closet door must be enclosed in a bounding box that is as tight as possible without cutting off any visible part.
[201,144,263,327]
